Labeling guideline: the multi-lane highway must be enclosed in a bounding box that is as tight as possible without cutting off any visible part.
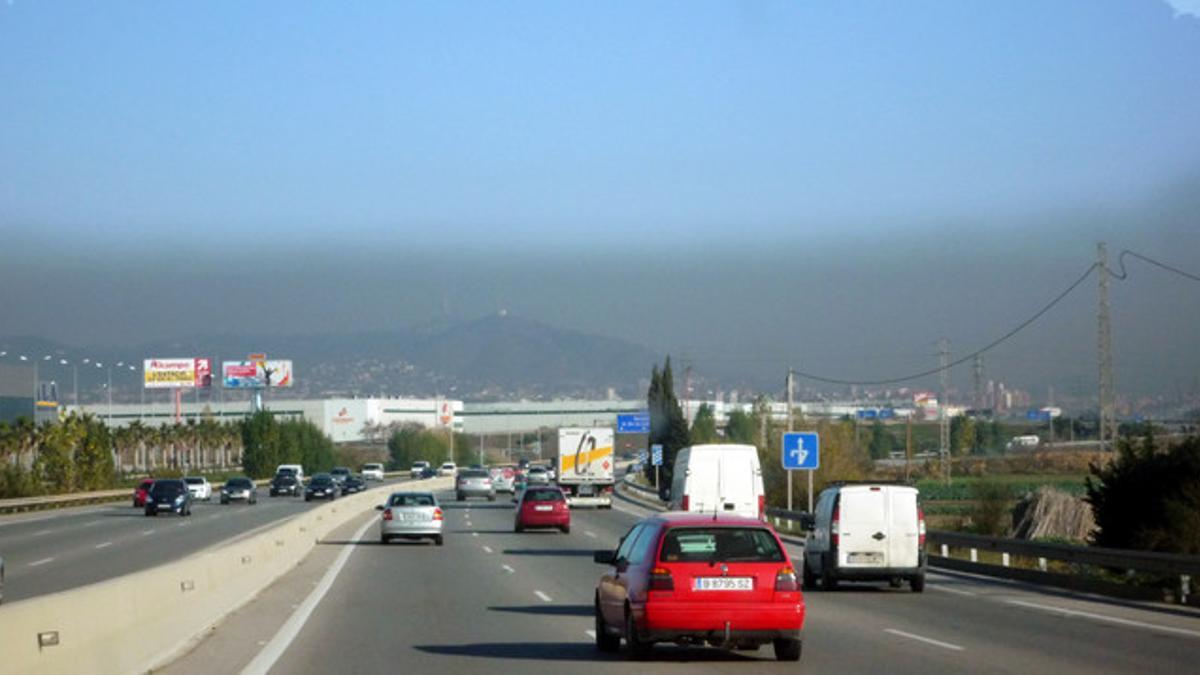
[158,488,1200,675]
[0,477,409,602]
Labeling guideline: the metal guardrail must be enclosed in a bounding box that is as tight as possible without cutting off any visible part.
[0,471,408,516]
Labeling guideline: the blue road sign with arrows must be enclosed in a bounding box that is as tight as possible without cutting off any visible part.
[782,432,820,470]
[651,444,664,467]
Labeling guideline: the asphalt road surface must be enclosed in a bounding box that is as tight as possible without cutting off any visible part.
[0,476,408,602]
[164,487,1200,674]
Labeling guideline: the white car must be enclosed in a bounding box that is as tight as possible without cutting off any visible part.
[361,463,385,481]
[438,462,458,477]
[183,476,212,501]
[411,461,431,478]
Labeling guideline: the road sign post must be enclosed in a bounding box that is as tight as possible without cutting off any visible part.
[651,444,664,489]
[782,432,820,513]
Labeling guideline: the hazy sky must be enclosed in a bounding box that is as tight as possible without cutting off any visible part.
[2,1,1199,398]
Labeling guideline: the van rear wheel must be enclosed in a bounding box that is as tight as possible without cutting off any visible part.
[774,638,802,662]
[910,573,925,593]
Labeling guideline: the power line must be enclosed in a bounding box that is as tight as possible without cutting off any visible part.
[1112,249,1200,284]
[792,262,1100,386]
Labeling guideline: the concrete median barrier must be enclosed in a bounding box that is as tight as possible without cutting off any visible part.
[0,476,452,675]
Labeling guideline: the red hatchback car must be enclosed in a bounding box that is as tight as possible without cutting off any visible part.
[514,486,570,533]
[132,478,155,507]
[593,513,804,661]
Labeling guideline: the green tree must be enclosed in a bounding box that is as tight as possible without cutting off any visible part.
[725,409,756,445]
[1086,433,1200,554]
[867,420,897,460]
[387,424,452,469]
[240,411,281,478]
[690,403,719,444]
[950,416,976,456]
[645,356,689,491]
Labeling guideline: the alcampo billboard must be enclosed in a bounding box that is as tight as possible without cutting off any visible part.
[144,358,211,389]
[222,360,294,389]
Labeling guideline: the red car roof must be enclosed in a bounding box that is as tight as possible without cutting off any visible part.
[649,512,770,527]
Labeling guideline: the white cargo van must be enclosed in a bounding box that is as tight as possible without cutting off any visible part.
[275,464,305,483]
[668,444,765,520]
[803,483,926,592]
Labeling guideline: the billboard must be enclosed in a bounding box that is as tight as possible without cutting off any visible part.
[144,358,211,389]
[222,360,294,388]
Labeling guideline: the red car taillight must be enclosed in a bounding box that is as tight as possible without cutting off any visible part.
[831,504,840,549]
[382,508,393,521]
[774,566,799,592]
[681,495,690,511]
[918,507,926,548]
[433,508,444,521]
[649,566,674,591]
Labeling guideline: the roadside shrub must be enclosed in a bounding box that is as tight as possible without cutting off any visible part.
[968,480,1014,536]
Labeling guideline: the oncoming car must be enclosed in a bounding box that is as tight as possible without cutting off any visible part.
[145,479,193,517]
[220,476,258,504]
[593,513,804,661]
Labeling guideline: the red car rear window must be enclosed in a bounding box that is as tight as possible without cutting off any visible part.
[659,527,785,563]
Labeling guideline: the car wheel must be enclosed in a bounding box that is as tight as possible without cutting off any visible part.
[561,525,570,534]
[910,573,926,593]
[595,602,621,653]
[802,557,817,589]
[889,577,903,589]
[305,496,311,502]
[488,495,495,502]
[515,523,524,533]
[380,533,389,545]
[773,638,802,662]
[624,611,652,660]
[434,535,444,546]
[144,511,153,517]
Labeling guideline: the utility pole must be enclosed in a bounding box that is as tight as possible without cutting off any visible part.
[905,413,913,482]
[1097,242,1117,451]
[684,364,693,425]
[973,354,984,413]
[786,369,794,512]
[939,339,951,485]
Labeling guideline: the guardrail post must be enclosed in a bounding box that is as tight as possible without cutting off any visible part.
[1002,552,1010,568]
[970,548,978,563]
[1182,575,1191,605]
[1038,557,1047,572]
[940,544,948,558]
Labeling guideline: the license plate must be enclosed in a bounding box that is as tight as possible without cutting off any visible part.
[694,577,753,591]
[578,485,594,496]
[534,505,553,512]
[400,513,426,521]
[848,552,885,564]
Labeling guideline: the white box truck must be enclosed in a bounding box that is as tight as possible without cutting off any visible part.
[557,428,615,508]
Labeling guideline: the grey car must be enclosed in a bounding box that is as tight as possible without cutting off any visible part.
[378,492,444,545]
[456,469,495,501]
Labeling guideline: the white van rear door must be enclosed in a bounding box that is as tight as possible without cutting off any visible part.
[719,452,756,517]
[838,488,889,568]
[887,489,921,568]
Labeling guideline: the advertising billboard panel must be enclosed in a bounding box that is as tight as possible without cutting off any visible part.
[144,358,201,389]
[222,360,294,388]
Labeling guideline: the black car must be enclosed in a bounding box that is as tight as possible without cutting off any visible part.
[342,474,367,494]
[145,479,193,516]
[419,466,437,479]
[270,473,302,497]
[330,467,352,485]
[305,474,341,501]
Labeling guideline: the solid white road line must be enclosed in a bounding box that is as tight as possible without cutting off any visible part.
[502,564,515,574]
[33,529,53,536]
[585,630,596,640]
[94,541,113,549]
[472,532,479,537]
[482,545,493,554]
[28,557,54,567]
[584,531,597,538]
[1006,600,1200,640]
[534,590,553,603]
[241,516,376,675]
[142,529,156,535]
[930,584,976,597]
[884,629,965,652]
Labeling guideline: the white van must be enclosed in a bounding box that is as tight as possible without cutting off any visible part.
[275,464,305,483]
[803,483,926,592]
[668,444,765,520]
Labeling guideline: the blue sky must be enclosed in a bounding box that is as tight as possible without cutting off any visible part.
[2,1,1199,396]
[3,1,1198,249]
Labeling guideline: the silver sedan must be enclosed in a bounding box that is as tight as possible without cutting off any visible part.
[378,492,444,546]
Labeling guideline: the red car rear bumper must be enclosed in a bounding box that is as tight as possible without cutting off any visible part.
[641,599,804,639]
[517,511,569,528]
